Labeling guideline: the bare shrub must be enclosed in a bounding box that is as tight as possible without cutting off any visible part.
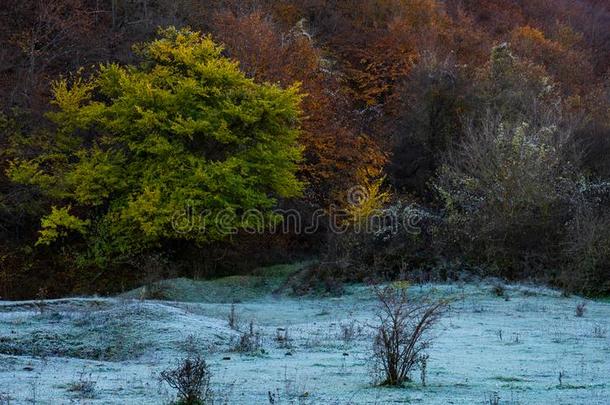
[275,328,292,349]
[232,321,262,353]
[486,391,500,405]
[592,325,607,338]
[35,287,48,315]
[228,303,238,330]
[434,100,581,281]
[160,355,212,405]
[575,302,587,317]
[0,392,11,405]
[67,371,97,399]
[371,284,448,386]
[179,335,203,357]
[419,354,429,387]
[281,367,310,401]
[140,281,172,300]
[339,320,361,344]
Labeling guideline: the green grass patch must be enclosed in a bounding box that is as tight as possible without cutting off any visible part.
[121,262,310,303]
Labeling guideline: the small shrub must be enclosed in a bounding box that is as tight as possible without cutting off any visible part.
[0,392,12,405]
[592,325,607,338]
[233,321,262,353]
[575,302,587,317]
[339,321,360,344]
[140,281,172,300]
[419,354,429,387]
[67,372,97,399]
[35,287,48,314]
[491,284,505,298]
[275,328,292,349]
[179,335,203,357]
[371,285,448,386]
[160,355,212,405]
[486,391,500,405]
[228,303,238,330]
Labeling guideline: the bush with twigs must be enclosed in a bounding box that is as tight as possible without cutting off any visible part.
[160,355,212,405]
[232,321,262,354]
[371,284,448,386]
[67,371,97,399]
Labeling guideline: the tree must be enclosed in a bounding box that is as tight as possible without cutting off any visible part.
[510,25,594,94]
[211,10,386,206]
[0,0,101,112]
[434,117,578,278]
[388,53,473,196]
[432,45,581,278]
[8,27,303,267]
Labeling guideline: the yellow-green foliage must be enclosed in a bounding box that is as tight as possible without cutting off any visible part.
[8,27,303,265]
[37,206,90,246]
[390,280,410,291]
[345,170,390,223]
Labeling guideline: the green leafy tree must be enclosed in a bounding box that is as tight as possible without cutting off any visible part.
[8,27,303,267]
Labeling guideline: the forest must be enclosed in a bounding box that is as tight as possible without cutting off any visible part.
[1,0,610,299]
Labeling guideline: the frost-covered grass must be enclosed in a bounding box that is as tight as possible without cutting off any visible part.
[1,273,609,404]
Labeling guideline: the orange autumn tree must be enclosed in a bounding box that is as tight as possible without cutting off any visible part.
[329,0,450,108]
[212,10,386,206]
[510,25,594,95]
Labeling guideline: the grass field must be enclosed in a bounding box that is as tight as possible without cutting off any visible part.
[1,265,609,404]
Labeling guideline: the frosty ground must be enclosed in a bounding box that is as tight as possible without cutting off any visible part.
[1,264,609,404]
